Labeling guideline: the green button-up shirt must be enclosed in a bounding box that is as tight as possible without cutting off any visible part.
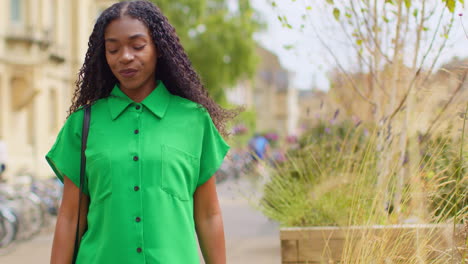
[46,81,230,263]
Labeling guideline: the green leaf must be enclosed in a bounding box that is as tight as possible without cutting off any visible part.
[413,9,419,18]
[306,6,312,10]
[283,44,294,50]
[271,1,277,7]
[326,0,334,5]
[383,16,390,23]
[423,27,429,31]
[459,0,464,4]
[385,0,395,5]
[333,8,341,21]
[345,12,352,19]
[445,0,456,12]
[356,39,363,46]
[404,0,411,8]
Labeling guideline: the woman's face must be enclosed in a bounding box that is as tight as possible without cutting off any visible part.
[104,15,158,92]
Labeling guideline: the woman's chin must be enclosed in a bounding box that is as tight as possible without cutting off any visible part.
[118,80,141,91]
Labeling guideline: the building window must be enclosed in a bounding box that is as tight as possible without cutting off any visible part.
[49,89,58,132]
[10,0,22,23]
[27,103,35,146]
[0,75,3,138]
[51,0,57,41]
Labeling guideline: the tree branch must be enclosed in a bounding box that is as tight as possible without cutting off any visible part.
[388,7,448,122]
[421,70,467,141]
[352,0,392,64]
[420,12,455,85]
[337,17,390,99]
[309,20,377,107]
[412,0,426,69]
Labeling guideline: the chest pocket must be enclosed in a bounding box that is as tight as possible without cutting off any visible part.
[86,150,112,207]
[161,145,199,201]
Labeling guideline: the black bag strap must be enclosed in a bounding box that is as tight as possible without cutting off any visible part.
[73,105,91,263]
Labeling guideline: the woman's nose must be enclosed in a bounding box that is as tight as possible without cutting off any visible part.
[120,48,134,64]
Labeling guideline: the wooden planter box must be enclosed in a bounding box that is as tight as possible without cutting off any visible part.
[280,224,466,263]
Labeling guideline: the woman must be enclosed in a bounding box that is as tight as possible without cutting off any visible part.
[46,1,234,263]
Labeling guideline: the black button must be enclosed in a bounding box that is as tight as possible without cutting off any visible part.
[136,217,141,222]
[136,105,141,110]
[137,247,142,253]
[133,156,139,161]
[134,186,140,191]
[134,129,139,134]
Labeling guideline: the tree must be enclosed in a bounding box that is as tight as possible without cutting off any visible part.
[149,0,262,104]
[269,0,465,224]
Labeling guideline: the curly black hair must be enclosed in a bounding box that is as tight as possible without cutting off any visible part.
[70,0,237,136]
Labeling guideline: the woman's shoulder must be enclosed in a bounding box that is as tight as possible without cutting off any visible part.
[170,95,209,119]
[66,98,107,125]
[171,95,199,109]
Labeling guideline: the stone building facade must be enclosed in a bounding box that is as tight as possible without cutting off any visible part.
[227,46,299,138]
[0,0,116,180]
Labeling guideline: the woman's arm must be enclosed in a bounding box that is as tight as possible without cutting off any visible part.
[50,176,89,264]
[194,176,226,264]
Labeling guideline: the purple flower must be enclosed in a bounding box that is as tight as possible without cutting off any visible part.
[333,109,340,120]
[265,133,279,141]
[287,135,297,144]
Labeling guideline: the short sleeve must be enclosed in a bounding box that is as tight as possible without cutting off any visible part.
[197,111,230,187]
[45,109,89,195]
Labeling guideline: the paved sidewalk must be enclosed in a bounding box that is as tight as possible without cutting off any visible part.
[0,176,281,264]
[215,176,281,264]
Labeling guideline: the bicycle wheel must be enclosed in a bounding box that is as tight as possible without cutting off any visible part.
[0,206,18,249]
[23,193,45,239]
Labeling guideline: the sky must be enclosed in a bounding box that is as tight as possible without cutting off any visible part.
[249,0,468,91]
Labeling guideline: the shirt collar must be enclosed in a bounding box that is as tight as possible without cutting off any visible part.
[108,80,171,120]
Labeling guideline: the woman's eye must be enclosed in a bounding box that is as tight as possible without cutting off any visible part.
[107,49,118,54]
[134,45,145,50]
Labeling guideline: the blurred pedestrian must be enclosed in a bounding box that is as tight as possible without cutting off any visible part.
[0,139,7,181]
[248,133,270,161]
[46,1,232,263]
[248,133,270,179]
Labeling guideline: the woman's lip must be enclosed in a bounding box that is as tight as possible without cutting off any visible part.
[119,69,138,78]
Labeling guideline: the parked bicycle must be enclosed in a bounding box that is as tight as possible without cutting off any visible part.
[0,172,63,254]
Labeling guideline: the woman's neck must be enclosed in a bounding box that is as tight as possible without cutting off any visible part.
[119,79,157,103]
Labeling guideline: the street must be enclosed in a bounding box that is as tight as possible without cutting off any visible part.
[0,176,281,263]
